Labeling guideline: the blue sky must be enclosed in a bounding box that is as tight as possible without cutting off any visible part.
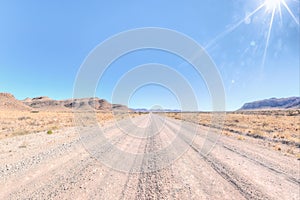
[0,0,299,111]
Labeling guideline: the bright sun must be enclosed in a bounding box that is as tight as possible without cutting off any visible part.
[265,0,282,11]
[207,0,298,68]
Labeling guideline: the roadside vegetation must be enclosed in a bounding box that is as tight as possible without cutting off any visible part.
[166,110,300,158]
[0,111,142,139]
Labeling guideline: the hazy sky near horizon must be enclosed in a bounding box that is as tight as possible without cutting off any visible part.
[0,0,299,111]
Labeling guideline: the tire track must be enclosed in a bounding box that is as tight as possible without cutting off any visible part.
[3,116,146,199]
[118,117,150,200]
[135,114,175,200]
[85,115,152,200]
[163,116,272,200]
[1,114,299,199]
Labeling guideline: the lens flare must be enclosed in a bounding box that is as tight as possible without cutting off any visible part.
[206,0,299,71]
[262,0,299,69]
[265,0,282,11]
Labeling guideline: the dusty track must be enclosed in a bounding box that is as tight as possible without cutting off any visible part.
[0,114,299,199]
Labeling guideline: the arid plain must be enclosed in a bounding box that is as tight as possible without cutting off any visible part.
[0,93,299,199]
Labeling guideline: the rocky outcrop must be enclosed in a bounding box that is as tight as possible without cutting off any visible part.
[22,96,130,112]
[239,97,300,110]
[0,93,31,111]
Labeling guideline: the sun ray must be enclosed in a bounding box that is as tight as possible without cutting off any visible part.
[278,3,283,26]
[261,0,299,70]
[205,4,265,49]
[281,0,299,25]
[262,7,276,69]
[205,0,299,73]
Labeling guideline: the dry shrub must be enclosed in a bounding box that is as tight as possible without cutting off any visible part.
[237,135,245,140]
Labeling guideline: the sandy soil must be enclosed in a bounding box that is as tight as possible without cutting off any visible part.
[0,111,134,139]
[166,110,300,158]
[0,114,299,199]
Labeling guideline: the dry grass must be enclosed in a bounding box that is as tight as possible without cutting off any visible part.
[0,110,140,139]
[237,135,245,140]
[0,111,75,139]
[166,110,300,157]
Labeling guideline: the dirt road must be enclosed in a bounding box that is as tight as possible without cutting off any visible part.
[0,114,299,199]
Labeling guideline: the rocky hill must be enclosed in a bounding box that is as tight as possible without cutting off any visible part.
[23,96,130,111]
[22,96,69,111]
[0,93,31,111]
[0,92,130,112]
[239,97,300,110]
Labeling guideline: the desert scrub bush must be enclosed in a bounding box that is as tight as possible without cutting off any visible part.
[173,113,181,120]
[222,131,232,136]
[248,130,265,139]
[274,145,281,151]
[12,130,28,136]
[237,135,245,140]
[286,148,294,155]
[262,122,268,127]
[287,110,300,116]
[18,116,30,120]
[47,130,53,134]
[19,143,27,148]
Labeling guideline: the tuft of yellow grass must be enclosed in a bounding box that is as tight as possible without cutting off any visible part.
[237,135,245,140]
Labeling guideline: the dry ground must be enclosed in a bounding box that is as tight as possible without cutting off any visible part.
[0,110,139,139]
[165,110,300,159]
[0,113,299,199]
[0,111,299,199]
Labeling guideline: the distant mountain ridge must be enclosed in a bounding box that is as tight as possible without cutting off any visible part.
[22,96,130,111]
[2,92,299,112]
[239,97,300,110]
[0,92,130,112]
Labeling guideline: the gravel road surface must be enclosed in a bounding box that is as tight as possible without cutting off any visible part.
[0,114,299,199]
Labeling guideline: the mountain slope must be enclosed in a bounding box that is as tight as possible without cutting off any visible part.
[23,96,69,111]
[0,92,130,112]
[22,96,130,112]
[0,93,31,111]
[239,97,300,110]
